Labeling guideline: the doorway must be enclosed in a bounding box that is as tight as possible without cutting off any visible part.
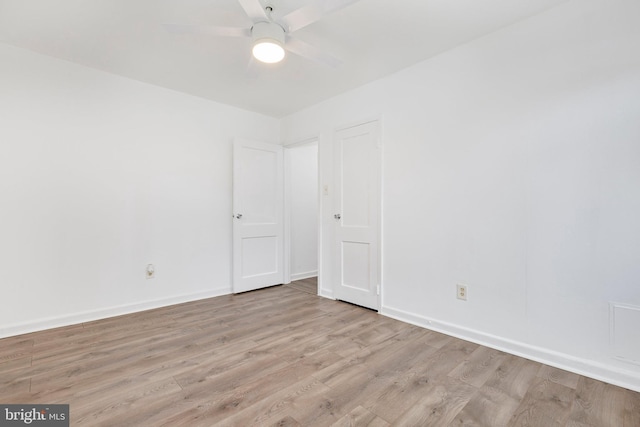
[284,139,319,294]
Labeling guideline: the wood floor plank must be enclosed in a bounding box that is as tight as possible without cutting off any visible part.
[361,339,463,423]
[451,354,543,426]
[624,388,640,427]
[448,345,508,388]
[420,329,454,349]
[567,376,629,427]
[0,279,637,426]
[508,376,575,426]
[0,377,31,396]
[393,376,478,426]
[484,354,541,401]
[121,351,338,427]
[284,277,317,295]
[450,384,522,426]
[73,377,184,426]
[269,415,302,426]
[12,323,85,345]
[537,364,580,389]
[330,405,390,427]
[0,338,33,359]
[220,350,341,414]
[0,353,32,373]
[214,377,334,427]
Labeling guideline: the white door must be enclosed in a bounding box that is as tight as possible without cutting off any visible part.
[233,138,284,293]
[333,121,380,310]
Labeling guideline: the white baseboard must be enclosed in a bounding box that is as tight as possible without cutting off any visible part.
[318,288,335,300]
[0,286,231,339]
[381,304,640,393]
[290,271,318,281]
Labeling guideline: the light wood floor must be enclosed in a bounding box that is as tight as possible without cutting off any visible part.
[1,279,638,426]
[284,277,318,296]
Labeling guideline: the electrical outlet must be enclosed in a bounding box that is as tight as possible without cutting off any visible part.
[456,284,467,301]
[146,264,155,279]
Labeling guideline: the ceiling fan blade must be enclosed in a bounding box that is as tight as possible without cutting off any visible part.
[237,0,268,22]
[285,36,342,68]
[281,0,361,33]
[163,23,250,38]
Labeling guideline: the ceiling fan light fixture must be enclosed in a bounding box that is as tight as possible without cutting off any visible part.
[252,21,285,63]
[252,41,285,63]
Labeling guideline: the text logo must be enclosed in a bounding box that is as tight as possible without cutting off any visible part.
[0,405,68,427]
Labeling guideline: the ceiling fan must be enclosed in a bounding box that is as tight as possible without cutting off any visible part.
[164,0,361,67]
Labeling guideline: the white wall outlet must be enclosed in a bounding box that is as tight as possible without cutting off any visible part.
[146,264,155,279]
[457,284,467,301]
[323,184,329,196]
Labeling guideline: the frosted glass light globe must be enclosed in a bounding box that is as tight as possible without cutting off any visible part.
[252,41,285,63]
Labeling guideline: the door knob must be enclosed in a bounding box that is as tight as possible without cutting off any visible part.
[235,213,243,219]
[334,214,341,219]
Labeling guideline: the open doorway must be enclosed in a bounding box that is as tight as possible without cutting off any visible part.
[284,139,319,294]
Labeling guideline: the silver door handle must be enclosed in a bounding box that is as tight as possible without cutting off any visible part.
[235,214,243,219]
[334,214,341,219]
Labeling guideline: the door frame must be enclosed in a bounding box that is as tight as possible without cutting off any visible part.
[283,137,321,292]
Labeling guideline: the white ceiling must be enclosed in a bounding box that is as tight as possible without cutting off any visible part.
[0,0,569,118]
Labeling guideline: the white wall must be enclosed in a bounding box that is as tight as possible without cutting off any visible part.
[287,143,318,280]
[0,43,279,337]
[281,0,640,391]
